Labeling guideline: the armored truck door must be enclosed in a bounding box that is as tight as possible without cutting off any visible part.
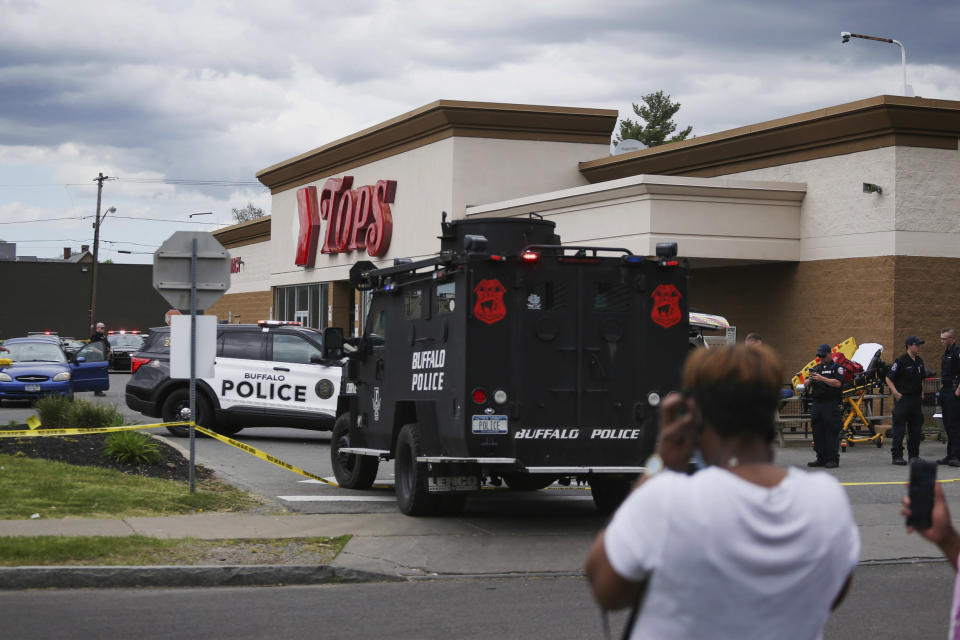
[518,260,687,467]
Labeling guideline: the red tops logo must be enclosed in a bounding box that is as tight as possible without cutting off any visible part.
[650,284,682,329]
[473,279,507,325]
[295,176,396,266]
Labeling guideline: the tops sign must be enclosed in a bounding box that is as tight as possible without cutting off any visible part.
[295,176,396,266]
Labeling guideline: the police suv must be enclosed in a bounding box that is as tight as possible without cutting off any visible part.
[330,216,689,516]
[125,322,344,437]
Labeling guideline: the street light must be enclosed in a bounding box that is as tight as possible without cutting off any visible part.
[189,211,213,218]
[841,31,912,96]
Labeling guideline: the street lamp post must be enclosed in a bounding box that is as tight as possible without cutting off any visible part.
[841,31,911,96]
[88,172,115,332]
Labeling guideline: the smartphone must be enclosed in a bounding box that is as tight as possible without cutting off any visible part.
[907,459,938,530]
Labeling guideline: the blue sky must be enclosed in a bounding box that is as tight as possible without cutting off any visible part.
[1,0,958,263]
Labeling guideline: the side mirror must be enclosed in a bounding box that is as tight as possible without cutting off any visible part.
[75,356,86,363]
[323,327,345,360]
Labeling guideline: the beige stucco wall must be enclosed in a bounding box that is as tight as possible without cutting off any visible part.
[267,137,611,286]
[221,237,275,295]
[466,175,805,262]
[728,145,960,261]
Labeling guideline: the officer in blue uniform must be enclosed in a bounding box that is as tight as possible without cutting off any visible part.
[807,343,844,469]
[938,328,960,467]
[886,336,926,465]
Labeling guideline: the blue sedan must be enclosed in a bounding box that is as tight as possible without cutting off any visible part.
[0,336,109,403]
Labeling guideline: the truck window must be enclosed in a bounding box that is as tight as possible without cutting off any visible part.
[369,309,387,348]
[221,332,266,360]
[271,334,322,364]
[404,289,422,319]
[594,282,631,312]
[436,282,455,313]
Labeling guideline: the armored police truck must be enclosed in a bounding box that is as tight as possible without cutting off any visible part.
[330,216,689,515]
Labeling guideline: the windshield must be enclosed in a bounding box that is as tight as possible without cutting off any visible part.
[109,334,144,349]
[3,342,67,363]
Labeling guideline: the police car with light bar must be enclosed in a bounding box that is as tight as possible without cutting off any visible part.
[124,321,346,437]
[329,216,689,516]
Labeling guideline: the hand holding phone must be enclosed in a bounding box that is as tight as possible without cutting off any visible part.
[906,459,937,530]
[656,392,701,472]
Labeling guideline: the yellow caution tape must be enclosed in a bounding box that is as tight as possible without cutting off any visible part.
[0,419,339,487]
[192,424,338,486]
[0,421,190,438]
[25,415,41,430]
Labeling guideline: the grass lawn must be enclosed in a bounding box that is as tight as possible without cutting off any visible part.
[0,535,351,566]
[0,454,261,519]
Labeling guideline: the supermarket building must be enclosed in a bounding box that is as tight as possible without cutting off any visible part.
[206,95,960,371]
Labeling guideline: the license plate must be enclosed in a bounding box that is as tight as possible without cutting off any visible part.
[24,385,41,392]
[428,476,479,493]
[472,415,508,434]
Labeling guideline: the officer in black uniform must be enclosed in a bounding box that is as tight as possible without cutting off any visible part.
[886,335,926,465]
[807,343,844,469]
[938,328,960,467]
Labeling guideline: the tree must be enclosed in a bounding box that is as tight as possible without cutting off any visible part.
[231,202,265,224]
[614,90,693,147]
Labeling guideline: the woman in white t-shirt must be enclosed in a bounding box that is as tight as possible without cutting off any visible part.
[586,345,860,640]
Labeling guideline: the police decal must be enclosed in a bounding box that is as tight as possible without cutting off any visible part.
[513,428,641,440]
[222,372,307,402]
[474,279,507,324]
[411,349,445,391]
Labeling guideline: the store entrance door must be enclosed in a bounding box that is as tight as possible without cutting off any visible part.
[294,310,308,326]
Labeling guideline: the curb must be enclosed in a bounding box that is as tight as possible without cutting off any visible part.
[0,564,404,590]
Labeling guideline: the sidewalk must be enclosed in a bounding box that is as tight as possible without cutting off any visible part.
[1,436,955,589]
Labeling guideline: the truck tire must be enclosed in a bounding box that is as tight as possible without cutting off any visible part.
[161,389,214,438]
[394,423,439,516]
[330,414,379,490]
[502,473,557,491]
[590,476,634,515]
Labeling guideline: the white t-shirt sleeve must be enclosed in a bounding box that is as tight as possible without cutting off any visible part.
[603,471,676,582]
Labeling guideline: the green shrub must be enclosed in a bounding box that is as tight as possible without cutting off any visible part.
[33,396,75,429]
[67,400,125,429]
[103,431,162,465]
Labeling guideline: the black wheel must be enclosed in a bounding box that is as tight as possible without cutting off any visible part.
[502,473,557,491]
[590,476,634,515]
[161,388,214,437]
[394,423,439,516]
[330,414,379,490]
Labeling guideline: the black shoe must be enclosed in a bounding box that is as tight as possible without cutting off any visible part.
[949,460,960,468]
[94,391,106,396]
[824,460,839,469]
[937,457,952,465]
[807,460,826,467]
[892,457,907,466]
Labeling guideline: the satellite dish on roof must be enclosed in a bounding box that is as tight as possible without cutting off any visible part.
[615,139,647,155]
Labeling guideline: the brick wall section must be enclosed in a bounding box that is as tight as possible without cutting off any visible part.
[206,290,273,325]
[689,257,896,376]
[895,256,960,364]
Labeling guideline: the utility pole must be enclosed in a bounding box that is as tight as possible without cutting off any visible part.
[89,173,109,332]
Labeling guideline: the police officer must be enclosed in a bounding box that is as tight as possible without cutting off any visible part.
[938,328,960,467]
[88,322,111,396]
[807,343,844,469]
[886,336,926,465]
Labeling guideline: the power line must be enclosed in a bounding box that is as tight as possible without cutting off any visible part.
[0,216,86,225]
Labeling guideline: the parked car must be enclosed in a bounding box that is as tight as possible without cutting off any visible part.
[107,331,145,371]
[125,322,344,437]
[0,336,109,404]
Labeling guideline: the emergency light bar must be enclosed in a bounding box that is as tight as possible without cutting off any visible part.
[520,251,539,263]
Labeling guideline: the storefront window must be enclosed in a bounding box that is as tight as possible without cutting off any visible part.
[273,283,328,329]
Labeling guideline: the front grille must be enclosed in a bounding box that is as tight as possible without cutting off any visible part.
[16,375,49,382]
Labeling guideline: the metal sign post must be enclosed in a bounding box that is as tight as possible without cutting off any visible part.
[153,231,230,492]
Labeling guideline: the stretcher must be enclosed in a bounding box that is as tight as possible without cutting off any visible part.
[778,339,891,450]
